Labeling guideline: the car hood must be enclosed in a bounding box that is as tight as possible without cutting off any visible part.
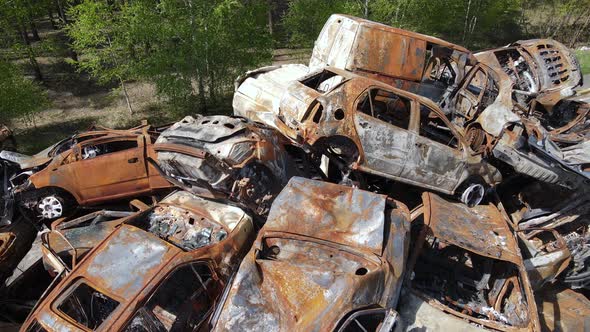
[212,178,406,331]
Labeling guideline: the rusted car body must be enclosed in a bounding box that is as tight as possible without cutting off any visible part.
[235,66,501,206]
[20,190,255,331]
[475,39,583,110]
[497,180,590,291]
[535,287,590,331]
[0,123,173,220]
[0,124,16,151]
[40,210,135,275]
[211,177,410,331]
[307,15,589,188]
[154,115,300,215]
[401,192,541,331]
[309,14,476,102]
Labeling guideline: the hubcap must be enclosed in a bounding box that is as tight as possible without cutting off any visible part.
[37,196,63,219]
[460,184,485,207]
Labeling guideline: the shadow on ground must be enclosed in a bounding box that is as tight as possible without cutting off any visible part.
[14,117,98,155]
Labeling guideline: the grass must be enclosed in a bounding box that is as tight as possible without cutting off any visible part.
[575,50,590,75]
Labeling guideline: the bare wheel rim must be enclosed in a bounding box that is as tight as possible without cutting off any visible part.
[37,196,63,219]
[460,184,485,207]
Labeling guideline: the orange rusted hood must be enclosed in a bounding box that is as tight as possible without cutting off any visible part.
[212,178,408,331]
[422,192,521,264]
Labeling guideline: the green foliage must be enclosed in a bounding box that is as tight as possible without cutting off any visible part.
[283,0,524,49]
[283,0,363,47]
[67,1,132,85]
[0,60,48,123]
[67,0,272,113]
[575,50,590,75]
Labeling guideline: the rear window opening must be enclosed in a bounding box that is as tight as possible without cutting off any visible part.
[57,281,119,330]
[301,70,346,93]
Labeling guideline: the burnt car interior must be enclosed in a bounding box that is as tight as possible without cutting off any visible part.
[56,281,119,330]
[81,140,138,160]
[301,69,347,93]
[357,89,413,129]
[419,106,459,148]
[124,263,218,332]
[128,205,228,251]
[410,233,530,327]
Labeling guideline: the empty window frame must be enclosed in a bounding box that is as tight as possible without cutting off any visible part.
[301,70,346,93]
[81,140,138,160]
[123,263,218,332]
[356,89,412,129]
[419,105,459,148]
[56,281,119,330]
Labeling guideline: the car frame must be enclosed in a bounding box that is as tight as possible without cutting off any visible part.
[1,123,173,220]
[235,66,501,206]
[20,190,255,332]
[210,177,410,331]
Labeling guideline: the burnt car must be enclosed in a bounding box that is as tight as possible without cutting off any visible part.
[20,190,255,331]
[0,124,16,151]
[154,115,300,215]
[0,123,173,221]
[475,39,583,110]
[304,15,589,189]
[235,66,501,206]
[496,180,590,291]
[400,192,541,331]
[211,177,410,331]
[309,14,475,103]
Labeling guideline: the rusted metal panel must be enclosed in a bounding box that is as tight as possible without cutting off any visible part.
[310,14,473,82]
[212,177,410,331]
[422,192,520,263]
[155,115,299,215]
[408,193,542,331]
[536,288,590,331]
[21,191,256,332]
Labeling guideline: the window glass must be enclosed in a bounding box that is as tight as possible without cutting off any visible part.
[356,89,412,129]
[123,263,218,332]
[57,282,119,330]
[81,140,138,160]
[301,70,346,93]
[419,105,459,148]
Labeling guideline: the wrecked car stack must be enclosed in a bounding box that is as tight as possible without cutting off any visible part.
[0,13,589,332]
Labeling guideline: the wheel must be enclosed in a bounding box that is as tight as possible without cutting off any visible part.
[37,195,66,220]
[459,183,485,207]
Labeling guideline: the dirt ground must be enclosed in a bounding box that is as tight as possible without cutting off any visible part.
[9,25,311,155]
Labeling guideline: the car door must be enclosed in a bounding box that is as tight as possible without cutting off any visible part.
[453,66,489,121]
[401,103,467,193]
[72,136,149,203]
[353,88,415,178]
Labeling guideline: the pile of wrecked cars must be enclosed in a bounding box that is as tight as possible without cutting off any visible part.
[0,14,588,332]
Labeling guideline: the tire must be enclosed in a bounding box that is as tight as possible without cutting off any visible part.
[19,188,76,222]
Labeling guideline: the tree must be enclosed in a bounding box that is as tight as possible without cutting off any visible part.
[0,0,51,80]
[283,0,363,47]
[0,60,48,126]
[67,0,272,114]
[67,1,136,114]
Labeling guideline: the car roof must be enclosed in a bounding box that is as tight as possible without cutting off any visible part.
[324,67,446,111]
[333,14,471,54]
